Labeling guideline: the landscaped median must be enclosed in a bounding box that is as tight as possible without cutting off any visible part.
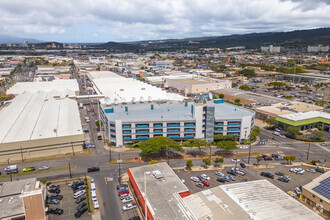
[0,166,76,179]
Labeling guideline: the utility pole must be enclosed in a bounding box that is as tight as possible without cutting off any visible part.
[68,160,72,179]
[7,158,12,182]
[20,147,24,162]
[307,142,311,161]
[144,172,147,220]
[109,148,112,162]
[71,142,75,156]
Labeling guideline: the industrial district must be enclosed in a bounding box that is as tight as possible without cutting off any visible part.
[0,42,329,220]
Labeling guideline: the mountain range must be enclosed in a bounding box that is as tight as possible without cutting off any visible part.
[0,35,43,44]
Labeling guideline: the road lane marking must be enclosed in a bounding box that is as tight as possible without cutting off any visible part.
[104,177,107,184]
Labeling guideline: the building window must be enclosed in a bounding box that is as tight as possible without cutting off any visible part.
[312,195,315,198]
[320,199,323,203]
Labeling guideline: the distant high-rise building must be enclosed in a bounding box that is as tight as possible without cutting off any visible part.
[307,45,329,52]
[24,40,28,47]
[261,45,281,53]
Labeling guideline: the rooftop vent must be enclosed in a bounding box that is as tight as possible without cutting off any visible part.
[152,170,164,179]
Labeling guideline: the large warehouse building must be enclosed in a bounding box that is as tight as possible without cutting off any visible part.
[0,82,84,162]
[128,163,323,220]
[100,99,255,147]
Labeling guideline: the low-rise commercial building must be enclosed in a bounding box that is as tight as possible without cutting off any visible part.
[0,178,46,220]
[101,100,255,146]
[301,171,330,218]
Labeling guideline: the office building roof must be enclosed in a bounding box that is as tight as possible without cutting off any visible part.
[279,111,330,121]
[87,71,184,104]
[128,162,194,220]
[7,79,79,95]
[303,171,330,203]
[102,101,254,121]
[0,91,83,144]
[257,102,322,116]
[220,180,322,220]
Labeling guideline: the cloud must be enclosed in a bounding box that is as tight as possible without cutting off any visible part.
[0,0,328,42]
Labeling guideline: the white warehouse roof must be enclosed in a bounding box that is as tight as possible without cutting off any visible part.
[280,111,330,121]
[0,91,83,144]
[87,71,185,104]
[7,79,79,95]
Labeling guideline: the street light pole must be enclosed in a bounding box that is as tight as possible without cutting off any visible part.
[144,172,147,220]
[68,160,72,179]
[7,158,12,182]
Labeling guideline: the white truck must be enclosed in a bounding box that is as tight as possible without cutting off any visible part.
[5,165,18,174]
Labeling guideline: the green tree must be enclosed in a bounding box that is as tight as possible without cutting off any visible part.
[213,134,224,142]
[285,95,293,99]
[286,126,300,138]
[269,82,287,89]
[238,69,255,78]
[184,138,207,152]
[214,157,224,167]
[315,100,327,107]
[202,158,211,167]
[256,155,262,165]
[95,120,103,128]
[217,141,237,152]
[139,136,183,155]
[283,155,295,164]
[186,160,193,169]
[232,83,238,88]
[290,155,296,162]
[218,93,224,98]
[312,130,324,140]
[266,118,279,127]
[239,85,251,91]
[234,99,240,103]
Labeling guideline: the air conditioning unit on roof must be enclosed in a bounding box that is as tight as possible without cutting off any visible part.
[152,170,164,179]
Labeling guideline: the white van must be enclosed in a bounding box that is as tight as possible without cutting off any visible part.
[91,190,97,202]
[73,190,86,199]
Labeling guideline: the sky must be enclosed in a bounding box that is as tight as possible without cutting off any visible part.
[0,0,329,43]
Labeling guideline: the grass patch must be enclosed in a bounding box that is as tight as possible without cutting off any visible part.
[0,166,75,179]
[85,177,91,213]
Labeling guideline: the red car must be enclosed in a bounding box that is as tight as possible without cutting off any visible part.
[264,157,273,161]
[201,181,210,187]
[118,191,129,197]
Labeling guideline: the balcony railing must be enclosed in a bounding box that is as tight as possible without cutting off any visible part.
[228,123,240,126]
[123,131,131,134]
[167,124,180,127]
[184,124,195,127]
[168,135,180,138]
[154,130,163,133]
[123,137,131,140]
[167,130,179,133]
[136,136,149,140]
[123,126,131,129]
[184,135,195,138]
[184,129,195,132]
[154,125,163,128]
[228,128,240,131]
[136,131,149,134]
[136,125,149,128]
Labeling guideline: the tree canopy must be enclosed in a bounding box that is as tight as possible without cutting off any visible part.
[286,126,300,137]
[239,85,251,90]
[139,136,183,155]
[266,118,279,127]
[184,138,207,152]
[312,130,324,140]
[238,69,255,78]
[217,141,237,152]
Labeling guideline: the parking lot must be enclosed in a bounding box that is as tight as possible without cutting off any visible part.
[47,182,91,220]
[175,164,325,194]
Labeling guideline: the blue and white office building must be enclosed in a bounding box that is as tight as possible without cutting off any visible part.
[100,100,255,147]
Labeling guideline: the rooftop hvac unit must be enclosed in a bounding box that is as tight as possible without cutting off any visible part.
[152,170,164,179]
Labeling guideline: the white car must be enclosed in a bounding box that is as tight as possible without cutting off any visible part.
[90,178,95,184]
[215,171,224,176]
[240,146,249,149]
[123,203,137,211]
[39,166,49,171]
[280,135,286,139]
[122,197,134,203]
[201,174,211,180]
[190,176,200,182]
[93,201,100,209]
[90,182,96,191]
[120,194,131,200]
[73,190,86,199]
[231,159,240,163]
[306,169,316,173]
[181,179,185,184]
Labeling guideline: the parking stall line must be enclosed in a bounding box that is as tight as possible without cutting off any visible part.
[104,177,107,185]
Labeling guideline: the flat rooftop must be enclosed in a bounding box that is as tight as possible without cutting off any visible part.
[220,180,322,220]
[303,171,330,203]
[7,79,79,95]
[0,178,37,219]
[87,71,184,104]
[102,101,254,121]
[0,91,83,144]
[128,162,194,220]
[183,186,250,220]
[257,102,322,116]
[279,111,330,121]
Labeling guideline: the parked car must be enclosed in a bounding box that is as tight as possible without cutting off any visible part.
[77,202,87,211]
[48,194,63,200]
[93,201,100,209]
[201,181,210,187]
[87,167,100,172]
[48,188,60,194]
[47,199,60,204]
[39,166,49,171]
[22,167,36,172]
[196,182,204,188]
[264,157,273,161]
[74,206,87,218]
[295,187,302,195]
[227,170,237,176]
[315,167,325,173]
[260,172,274,179]
[306,169,316,173]
[275,171,284,176]
[75,196,86,204]
[240,146,248,149]
[240,163,246,168]
[117,184,128,190]
[123,203,137,211]
[68,180,77,187]
[229,176,236,181]
[240,178,248,182]
[191,176,200,182]
[215,171,224,176]
[90,178,95,184]
[74,185,86,192]
[217,177,226,183]
[197,176,206,182]
[120,194,132,200]
[231,159,240,163]
[118,190,129,197]
[122,197,134,203]
[320,143,328,146]
[72,181,84,189]
[73,190,86,199]
[49,184,60,189]
[278,176,290,182]
[118,186,129,192]
[201,174,211,180]
[84,141,95,148]
[46,208,63,215]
